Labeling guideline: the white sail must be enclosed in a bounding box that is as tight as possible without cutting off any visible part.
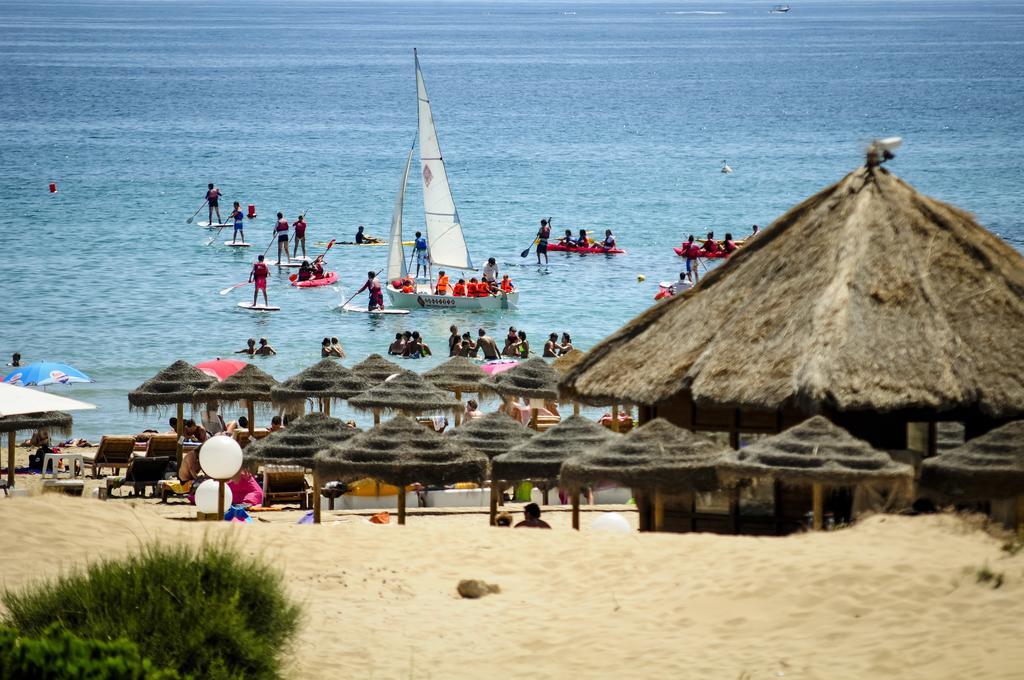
[387,141,415,282]
[415,49,474,271]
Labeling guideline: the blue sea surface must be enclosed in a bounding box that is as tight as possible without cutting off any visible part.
[1,0,1022,436]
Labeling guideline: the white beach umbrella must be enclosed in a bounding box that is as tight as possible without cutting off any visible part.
[0,382,97,417]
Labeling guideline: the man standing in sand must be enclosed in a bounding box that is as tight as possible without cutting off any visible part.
[476,328,500,360]
[515,503,551,529]
[206,183,222,225]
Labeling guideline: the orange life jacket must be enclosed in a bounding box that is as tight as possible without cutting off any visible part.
[453,282,466,297]
[401,278,414,294]
[435,275,449,294]
[500,278,513,293]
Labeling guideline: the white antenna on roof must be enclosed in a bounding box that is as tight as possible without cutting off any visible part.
[866,137,902,167]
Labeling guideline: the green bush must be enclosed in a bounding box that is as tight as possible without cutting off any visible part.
[2,543,300,680]
[0,624,179,679]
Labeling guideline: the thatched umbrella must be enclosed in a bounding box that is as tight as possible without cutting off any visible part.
[314,415,488,524]
[490,415,616,525]
[561,160,1024,449]
[348,372,461,426]
[270,359,370,416]
[350,354,408,385]
[920,421,1024,529]
[423,356,486,425]
[129,360,216,463]
[560,418,729,530]
[719,416,913,530]
[553,350,586,415]
[481,357,562,430]
[196,364,278,436]
[447,412,536,460]
[0,412,73,489]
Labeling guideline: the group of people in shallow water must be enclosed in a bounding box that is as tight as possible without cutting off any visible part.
[383,325,579,360]
[387,331,433,359]
[235,337,277,356]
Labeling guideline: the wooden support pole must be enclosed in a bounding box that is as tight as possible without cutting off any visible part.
[812,483,824,531]
[454,390,462,426]
[489,480,499,526]
[217,480,226,518]
[324,400,331,417]
[1016,495,1024,536]
[573,401,580,416]
[7,432,15,489]
[373,408,381,426]
[571,488,580,530]
[542,483,550,506]
[313,472,322,524]
[247,400,255,436]
[176,402,185,466]
[397,485,407,525]
[654,490,665,531]
[530,407,539,431]
[611,403,620,432]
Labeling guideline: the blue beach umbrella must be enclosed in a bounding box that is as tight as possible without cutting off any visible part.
[2,362,94,387]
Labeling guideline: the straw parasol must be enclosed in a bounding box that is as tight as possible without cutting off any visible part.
[481,357,562,429]
[561,161,1024,428]
[447,412,536,460]
[350,353,409,385]
[0,412,73,489]
[424,356,487,425]
[919,420,1024,503]
[490,415,616,525]
[719,416,913,530]
[553,350,586,414]
[244,413,361,469]
[560,418,728,530]
[196,364,278,436]
[314,415,488,524]
[270,359,371,416]
[348,372,461,426]
[128,360,216,462]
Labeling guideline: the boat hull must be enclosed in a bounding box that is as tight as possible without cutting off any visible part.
[386,288,519,310]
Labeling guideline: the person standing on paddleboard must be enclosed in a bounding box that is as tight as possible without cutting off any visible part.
[250,255,270,307]
[536,218,551,265]
[206,183,222,225]
[292,213,307,260]
[413,231,429,279]
[355,271,384,311]
[230,202,245,244]
[274,212,289,265]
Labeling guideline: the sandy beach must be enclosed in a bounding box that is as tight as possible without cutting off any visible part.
[2,492,1020,680]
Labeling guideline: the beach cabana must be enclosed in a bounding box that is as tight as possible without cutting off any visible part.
[718,416,913,531]
[423,356,486,424]
[128,360,216,463]
[561,157,1024,452]
[481,357,562,430]
[560,418,729,531]
[0,412,72,489]
[348,372,460,426]
[195,364,278,436]
[270,359,370,416]
[350,354,409,385]
[920,420,1024,530]
[314,415,488,524]
[491,415,616,526]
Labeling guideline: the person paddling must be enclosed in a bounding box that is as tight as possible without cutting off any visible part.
[600,229,616,251]
[356,270,384,311]
[249,255,270,307]
[229,201,245,244]
[577,228,589,248]
[274,212,290,265]
[206,183,222,225]
[536,218,551,265]
[355,225,382,244]
[559,229,576,248]
[723,232,738,255]
[292,213,307,260]
[702,231,719,256]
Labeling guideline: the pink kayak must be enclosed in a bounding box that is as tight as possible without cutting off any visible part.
[547,243,625,255]
[674,247,728,259]
[291,272,338,288]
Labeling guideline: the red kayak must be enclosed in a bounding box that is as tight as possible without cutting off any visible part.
[548,243,625,255]
[673,246,728,259]
[292,272,338,288]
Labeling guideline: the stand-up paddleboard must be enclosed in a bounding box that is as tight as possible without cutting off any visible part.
[341,303,409,315]
[224,241,252,247]
[197,221,233,229]
[237,302,281,312]
[270,258,309,268]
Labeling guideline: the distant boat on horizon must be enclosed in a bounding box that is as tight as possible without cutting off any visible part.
[770,4,791,13]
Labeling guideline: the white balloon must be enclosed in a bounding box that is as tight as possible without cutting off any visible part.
[591,512,632,534]
[199,436,243,480]
[195,479,232,515]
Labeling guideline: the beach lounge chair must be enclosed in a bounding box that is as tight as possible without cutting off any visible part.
[91,435,137,478]
[107,456,170,498]
[143,433,180,459]
[261,465,311,508]
[232,428,270,449]
[534,414,561,432]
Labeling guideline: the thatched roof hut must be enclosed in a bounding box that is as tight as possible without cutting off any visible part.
[244,413,361,469]
[348,372,461,421]
[423,356,486,394]
[560,418,726,492]
[920,420,1024,501]
[482,356,560,401]
[561,162,1024,447]
[447,412,536,460]
[552,349,585,376]
[314,415,488,524]
[270,360,370,413]
[196,364,278,405]
[350,354,408,384]
[0,411,73,436]
[491,415,615,483]
[128,360,215,412]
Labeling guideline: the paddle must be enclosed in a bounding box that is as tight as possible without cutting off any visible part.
[341,268,383,309]
[519,239,534,258]
[219,281,251,295]
[186,199,208,225]
[288,239,335,282]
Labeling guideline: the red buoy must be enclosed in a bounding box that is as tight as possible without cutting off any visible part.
[247,204,256,218]
[49,183,57,194]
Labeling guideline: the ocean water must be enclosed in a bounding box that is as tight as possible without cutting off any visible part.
[1,0,1022,437]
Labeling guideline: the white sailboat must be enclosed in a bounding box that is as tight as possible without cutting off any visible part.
[383,49,519,311]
